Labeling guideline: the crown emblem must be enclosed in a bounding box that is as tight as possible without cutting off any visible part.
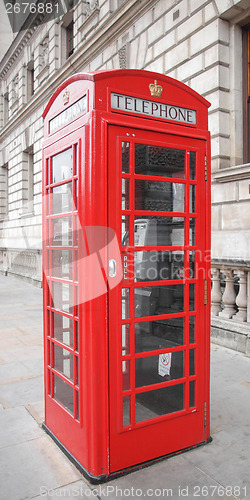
[149,80,163,98]
[63,88,70,105]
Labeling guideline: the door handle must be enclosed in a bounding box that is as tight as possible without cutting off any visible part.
[109,259,117,277]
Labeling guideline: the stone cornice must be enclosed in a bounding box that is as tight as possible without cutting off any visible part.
[0,0,159,140]
[0,14,46,80]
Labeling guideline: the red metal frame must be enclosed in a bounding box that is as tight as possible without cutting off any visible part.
[42,69,211,481]
[108,126,208,472]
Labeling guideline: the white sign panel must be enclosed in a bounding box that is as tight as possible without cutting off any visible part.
[111,92,196,125]
[49,95,87,134]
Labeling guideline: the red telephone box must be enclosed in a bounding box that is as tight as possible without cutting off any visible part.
[42,69,211,482]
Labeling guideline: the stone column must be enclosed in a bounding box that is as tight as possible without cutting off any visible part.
[233,270,247,322]
[219,269,236,319]
[211,267,222,316]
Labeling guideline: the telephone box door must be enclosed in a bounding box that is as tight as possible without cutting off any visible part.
[43,130,88,467]
[108,125,209,473]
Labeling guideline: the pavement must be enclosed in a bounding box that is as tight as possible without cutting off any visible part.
[0,274,250,500]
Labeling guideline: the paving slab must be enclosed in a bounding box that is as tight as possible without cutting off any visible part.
[16,333,44,346]
[22,356,44,376]
[0,436,82,500]
[0,276,249,500]
[0,344,43,364]
[0,375,44,406]
[0,360,34,382]
[25,400,45,426]
[0,406,44,448]
[88,454,237,500]
[31,480,92,499]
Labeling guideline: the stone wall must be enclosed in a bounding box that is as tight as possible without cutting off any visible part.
[0,0,250,337]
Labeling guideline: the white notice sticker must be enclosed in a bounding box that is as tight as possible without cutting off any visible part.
[158,353,172,377]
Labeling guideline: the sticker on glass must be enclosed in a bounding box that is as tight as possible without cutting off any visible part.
[158,353,172,377]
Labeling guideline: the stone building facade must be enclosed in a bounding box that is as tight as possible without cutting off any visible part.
[0,0,250,352]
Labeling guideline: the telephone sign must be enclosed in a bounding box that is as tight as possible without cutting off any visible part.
[42,69,211,482]
[110,92,197,124]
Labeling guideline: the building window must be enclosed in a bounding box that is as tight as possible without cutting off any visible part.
[243,24,250,163]
[0,163,8,219]
[27,61,35,98]
[3,92,9,124]
[22,148,34,214]
[40,36,49,71]
[66,21,74,58]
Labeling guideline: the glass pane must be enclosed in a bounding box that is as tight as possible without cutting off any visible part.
[122,215,130,246]
[52,148,73,183]
[189,251,195,279]
[135,284,184,318]
[189,316,195,344]
[52,249,73,280]
[189,219,195,246]
[48,340,51,366]
[135,351,183,388]
[189,284,195,311]
[74,250,78,281]
[135,383,184,423]
[75,321,79,351]
[74,180,78,210]
[189,381,195,408]
[76,390,79,420]
[190,185,196,213]
[123,396,130,427]
[122,178,129,210]
[135,180,184,213]
[75,356,79,385]
[122,324,130,355]
[52,217,73,246]
[134,250,185,282]
[122,288,130,319]
[53,374,74,415]
[134,217,185,247]
[122,142,130,173]
[53,313,73,347]
[75,286,79,318]
[46,189,50,214]
[52,182,72,214]
[74,216,78,247]
[46,158,50,185]
[190,151,196,180]
[52,281,73,314]
[135,145,185,178]
[74,144,78,176]
[122,360,130,391]
[190,348,195,375]
[135,317,184,352]
[54,344,73,381]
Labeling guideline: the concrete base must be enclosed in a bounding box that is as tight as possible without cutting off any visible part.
[211,316,250,357]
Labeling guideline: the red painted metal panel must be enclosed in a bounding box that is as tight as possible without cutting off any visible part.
[108,125,209,472]
[42,70,210,480]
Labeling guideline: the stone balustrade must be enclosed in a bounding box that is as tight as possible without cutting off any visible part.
[211,260,250,322]
[211,260,250,356]
[0,247,42,286]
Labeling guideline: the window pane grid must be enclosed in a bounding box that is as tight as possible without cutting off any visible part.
[45,143,80,422]
[121,142,199,429]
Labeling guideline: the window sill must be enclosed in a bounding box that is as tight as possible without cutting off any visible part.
[212,163,250,183]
